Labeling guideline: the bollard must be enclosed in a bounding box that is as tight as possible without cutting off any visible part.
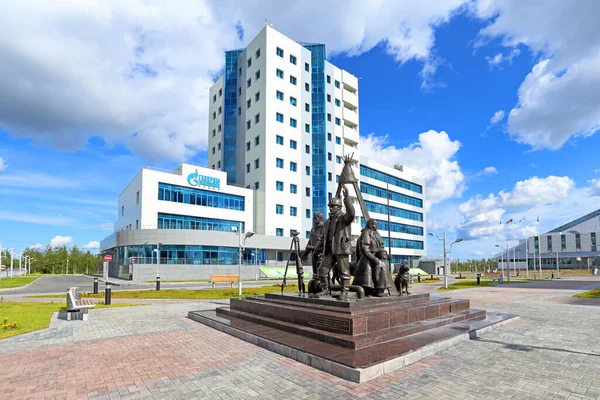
[93,277,98,294]
[430,275,433,280]
[156,276,161,291]
[105,282,112,305]
[459,272,462,278]
[417,273,421,282]
[477,273,481,285]
[551,273,554,279]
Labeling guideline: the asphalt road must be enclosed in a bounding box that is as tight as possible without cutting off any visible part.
[0,275,287,296]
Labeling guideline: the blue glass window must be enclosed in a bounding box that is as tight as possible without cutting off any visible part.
[306,231,311,238]
[290,184,297,194]
[290,118,297,128]
[306,209,310,218]
[254,113,260,124]
[364,200,423,222]
[290,162,297,172]
[335,80,340,88]
[246,120,251,129]
[158,183,245,211]
[360,165,423,194]
[158,213,244,233]
[305,103,310,112]
[290,97,297,106]
[254,181,259,189]
[247,78,251,88]
[360,217,423,236]
[335,117,341,126]
[255,70,260,80]
[256,48,260,58]
[290,140,297,149]
[254,136,259,145]
[305,83,309,92]
[335,99,340,107]
[290,207,297,216]
[290,76,297,85]
[276,158,283,168]
[327,133,332,141]
[327,113,331,122]
[276,113,284,123]
[305,124,310,133]
[336,156,341,164]
[327,94,331,103]
[276,90,284,100]
[328,172,332,181]
[276,228,283,236]
[254,159,259,169]
[290,55,297,64]
[327,75,331,83]
[360,182,423,208]
[276,204,283,214]
[290,229,297,237]
[276,135,283,145]
[246,163,250,173]
[305,187,310,196]
[276,69,284,78]
[276,181,283,191]
[305,62,309,72]
[305,166,310,175]
[305,144,310,154]
[382,237,424,250]
[276,47,284,57]
[336,136,341,144]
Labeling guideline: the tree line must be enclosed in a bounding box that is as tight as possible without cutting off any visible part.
[0,246,102,275]
[448,258,499,272]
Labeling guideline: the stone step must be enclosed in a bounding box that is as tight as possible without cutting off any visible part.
[217,306,485,350]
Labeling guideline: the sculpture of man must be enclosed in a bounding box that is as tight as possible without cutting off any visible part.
[353,219,394,297]
[302,212,324,275]
[314,185,355,299]
[394,262,411,295]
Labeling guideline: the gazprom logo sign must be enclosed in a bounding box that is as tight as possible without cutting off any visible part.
[187,169,220,190]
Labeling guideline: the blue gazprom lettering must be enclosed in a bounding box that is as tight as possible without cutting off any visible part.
[187,169,220,189]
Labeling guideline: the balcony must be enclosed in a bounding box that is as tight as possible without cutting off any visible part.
[342,88,358,108]
[343,125,359,144]
[343,106,358,126]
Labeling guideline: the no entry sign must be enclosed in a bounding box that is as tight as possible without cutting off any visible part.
[103,255,112,262]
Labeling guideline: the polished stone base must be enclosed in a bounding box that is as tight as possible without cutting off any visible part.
[188,292,517,382]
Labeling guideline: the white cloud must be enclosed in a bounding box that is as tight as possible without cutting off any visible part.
[588,179,600,196]
[83,240,100,249]
[0,157,7,172]
[456,175,575,241]
[474,0,600,150]
[50,235,73,247]
[0,1,471,162]
[0,172,81,189]
[477,166,498,176]
[0,211,73,226]
[360,130,465,207]
[30,243,44,250]
[99,222,113,231]
[489,110,505,125]
[485,48,520,68]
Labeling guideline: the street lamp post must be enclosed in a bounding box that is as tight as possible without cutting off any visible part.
[154,242,162,290]
[9,248,15,278]
[232,226,255,296]
[495,244,504,280]
[429,232,463,289]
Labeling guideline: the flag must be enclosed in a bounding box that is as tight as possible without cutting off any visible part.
[536,215,540,223]
[519,216,526,223]
[498,220,502,225]
[506,219,513,224]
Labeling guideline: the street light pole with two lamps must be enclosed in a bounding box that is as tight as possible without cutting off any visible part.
[428,232,463,289]
[232,226,255,296]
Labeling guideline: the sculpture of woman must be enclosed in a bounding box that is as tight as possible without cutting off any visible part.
[352,219,394,297]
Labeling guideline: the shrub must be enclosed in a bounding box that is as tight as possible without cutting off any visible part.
[1,317,18,331]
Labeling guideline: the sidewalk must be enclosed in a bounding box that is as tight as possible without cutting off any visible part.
[0,278,599,399]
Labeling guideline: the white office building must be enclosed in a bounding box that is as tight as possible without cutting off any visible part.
[493,209,600,274]
[100,26,426,280]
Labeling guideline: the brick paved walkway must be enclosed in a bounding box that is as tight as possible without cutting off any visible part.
[1,278,600,399]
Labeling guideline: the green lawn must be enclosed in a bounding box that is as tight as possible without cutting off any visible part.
[0,302,140,339]
[0,275,41,289]
[438,279,496,290]
[573,288,600,298]
[30,284,299,300]
[146,279,209,283]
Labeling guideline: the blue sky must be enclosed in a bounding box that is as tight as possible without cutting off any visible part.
[1,1,599,260]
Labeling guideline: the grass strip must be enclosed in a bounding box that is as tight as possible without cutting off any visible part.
[0,276,41,290]
[29,284,299,300]
[0,302,140,339]
[573,288,600,298]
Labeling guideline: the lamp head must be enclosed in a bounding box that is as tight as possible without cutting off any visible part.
[454,238,464,243]
[244,231,255,240]
[567,230,579,235]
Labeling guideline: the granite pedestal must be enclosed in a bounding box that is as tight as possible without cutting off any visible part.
[188,292,516,382]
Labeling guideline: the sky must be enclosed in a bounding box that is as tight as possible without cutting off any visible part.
[1,0,600,261]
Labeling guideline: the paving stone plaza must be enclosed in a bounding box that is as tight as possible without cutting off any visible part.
[1,277,600,400]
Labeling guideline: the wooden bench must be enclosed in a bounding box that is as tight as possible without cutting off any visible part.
[66,287,95,321]
[210,275,239,289]
[485,273,500,281]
